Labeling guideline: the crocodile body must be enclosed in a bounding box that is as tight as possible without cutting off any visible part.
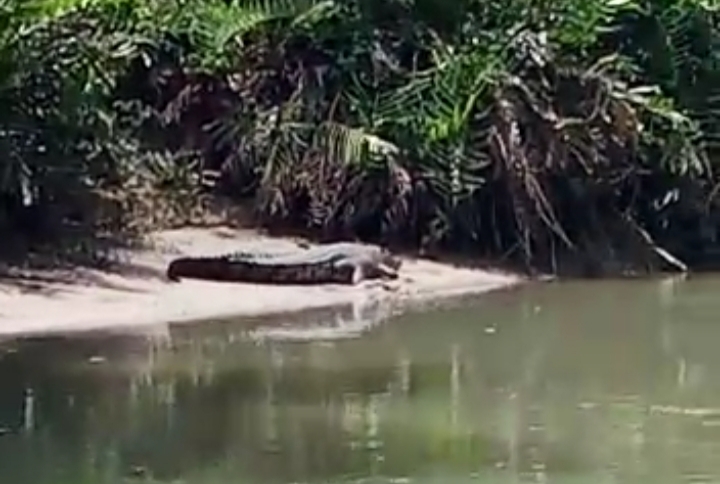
[166,242,402,285]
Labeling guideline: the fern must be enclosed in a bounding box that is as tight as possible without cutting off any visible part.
[167,0,333,70]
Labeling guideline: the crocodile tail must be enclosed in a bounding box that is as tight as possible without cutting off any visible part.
[166,257,234,282]
[166,259,183,282]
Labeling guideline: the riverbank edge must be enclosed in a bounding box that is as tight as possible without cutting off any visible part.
[0,226,525,338]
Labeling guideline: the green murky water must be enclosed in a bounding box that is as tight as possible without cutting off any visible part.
[2,276,720,483]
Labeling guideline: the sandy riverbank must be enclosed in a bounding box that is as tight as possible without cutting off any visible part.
[0,227,523,338]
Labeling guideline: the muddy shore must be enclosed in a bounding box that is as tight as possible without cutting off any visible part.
[0,227,523,338]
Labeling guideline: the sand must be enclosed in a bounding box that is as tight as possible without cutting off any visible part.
[0,227,522,338]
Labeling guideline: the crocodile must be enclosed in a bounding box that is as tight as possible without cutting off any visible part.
[165,242,402,285]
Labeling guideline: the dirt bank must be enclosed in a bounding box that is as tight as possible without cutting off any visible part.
[0,227,523,338]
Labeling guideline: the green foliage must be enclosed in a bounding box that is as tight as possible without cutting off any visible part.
[0,0,203,259]
[3,0,720,273]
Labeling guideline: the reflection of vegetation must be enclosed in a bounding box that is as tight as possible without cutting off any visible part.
[5,280,720,482]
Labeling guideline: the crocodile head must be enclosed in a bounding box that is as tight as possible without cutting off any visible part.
[371,247,402,280]
[380,248,402,270]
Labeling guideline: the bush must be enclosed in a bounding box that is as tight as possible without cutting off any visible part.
[0,0,204,263]
[4,0,720,274]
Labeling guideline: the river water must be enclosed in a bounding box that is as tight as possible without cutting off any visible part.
[1,276,720,483]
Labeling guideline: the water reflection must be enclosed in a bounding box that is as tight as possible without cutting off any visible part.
[2,277,720,483]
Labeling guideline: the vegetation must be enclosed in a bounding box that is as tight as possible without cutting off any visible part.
[3,0,720,275]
